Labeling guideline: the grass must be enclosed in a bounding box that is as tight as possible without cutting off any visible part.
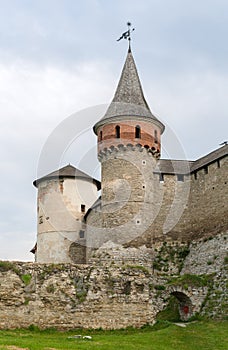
[0,321,227,350]
[168,274,214,288]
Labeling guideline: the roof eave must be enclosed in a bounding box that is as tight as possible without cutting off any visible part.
[93,114,165,135]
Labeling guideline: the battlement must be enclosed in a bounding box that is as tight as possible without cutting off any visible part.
[98,142,160,162]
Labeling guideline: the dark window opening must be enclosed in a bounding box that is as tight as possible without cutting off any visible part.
[159,173,164,182]
[135,125,141,138]
[217,160,220,168]
[81,204,86,213]
[194,172,197,180]
[154,130,158,144]
[99,130,103,141]
[177,174,184,182]
[79,230,85,238]
[59,179,64,193]
[115,125,120,138]
[204,166,208,174]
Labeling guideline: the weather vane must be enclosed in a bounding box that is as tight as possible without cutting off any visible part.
[117,22,135,50]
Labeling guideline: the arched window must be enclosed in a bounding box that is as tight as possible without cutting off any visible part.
[115,125,120,138]
[154,130,158,143]
[99,130,103,141]
[135,125,141,138]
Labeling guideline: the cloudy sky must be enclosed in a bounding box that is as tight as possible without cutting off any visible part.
[0,0,227,261]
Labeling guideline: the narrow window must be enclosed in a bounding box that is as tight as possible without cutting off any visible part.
[81,204,86,213]
[99,130,103,141]
[159,173,164,182]
[154,130,158,144]
[115,125,120,138]
[135,125,141,138]
[194,172,197,180]
[204,166,208,174]
[79,230,85,238]
[177,174,184,182]
[59,179,64,193]
[217,160,220,168]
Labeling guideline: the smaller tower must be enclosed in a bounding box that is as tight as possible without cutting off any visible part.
[33,165,100,263]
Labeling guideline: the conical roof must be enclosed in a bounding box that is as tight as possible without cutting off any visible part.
[94,48,165,134]
[33,164,101,189]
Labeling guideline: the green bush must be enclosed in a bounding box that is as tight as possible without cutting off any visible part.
[154,285,166,291]
[0,261,19,274]
[156,295,180,322]
[21,274,32,285]
[168,274,214,288]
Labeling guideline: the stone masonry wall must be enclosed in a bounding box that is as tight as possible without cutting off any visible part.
[86,146,163,253]
[139,154,228,246]
[0,262,165,330]
[0,232,227,330]
[86,147,227,252]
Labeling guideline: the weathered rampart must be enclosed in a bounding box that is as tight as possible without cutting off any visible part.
[0,232,227,330]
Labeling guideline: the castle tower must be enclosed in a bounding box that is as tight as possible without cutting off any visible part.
[33,165,100,263]
[86,48,165,252]
[94,48,164,156]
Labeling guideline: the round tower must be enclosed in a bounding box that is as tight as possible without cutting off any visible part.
[33,165,100,263]
[86,48,165,253]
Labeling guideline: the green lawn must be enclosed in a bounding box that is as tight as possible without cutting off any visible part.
[0,321,227,350]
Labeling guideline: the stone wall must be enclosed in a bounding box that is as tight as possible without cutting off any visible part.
[0,262,163,330]
[86,146,163,254]
[141,153,228,245]
[86,147,227,255]
[182,232,228,320]
[0,232,227,330]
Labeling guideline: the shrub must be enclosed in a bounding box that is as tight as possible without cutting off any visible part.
[155,285,166,291]
[0,261,19,275]
[168,274,214,288]
[156,296,180,322]
[21,274,32,285]
[46,284,55,293]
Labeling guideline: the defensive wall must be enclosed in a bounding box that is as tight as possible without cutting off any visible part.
[86,145,227,255]
[0,232,227,330]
